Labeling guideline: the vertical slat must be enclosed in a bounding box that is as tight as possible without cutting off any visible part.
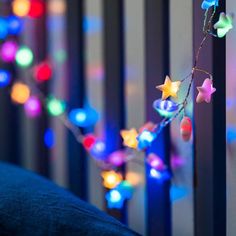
[170,1,194,236]
[145,1,171,235]
[84,0,104,210]
[226,1,236,235]
[47,0,68,187]
[124,0,146,235]
[193,1,226,235]
[103,0,126,222]
[66,0,87,199]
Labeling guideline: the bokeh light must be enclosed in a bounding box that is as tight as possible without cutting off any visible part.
[34,61,52,82]
[12,0,30,17]
[48,0,66,15]
[0,41,18,63]
[7,15,23,35]
[0,18,8,39]
[28,0,45,18]
[0,70,11,87]
[47,96,66,116]
[11,82,30,104]
[44,128,55,149]
[24,96,41,118]
[16,46,34,68]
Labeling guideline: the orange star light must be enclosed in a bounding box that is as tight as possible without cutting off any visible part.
[156,76,181,100]
[120,128,138,149]
[101,171,122,189]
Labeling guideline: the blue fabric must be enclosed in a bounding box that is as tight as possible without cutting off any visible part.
[0,162,140,236]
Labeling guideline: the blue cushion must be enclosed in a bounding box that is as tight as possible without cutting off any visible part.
[0,162,139,236]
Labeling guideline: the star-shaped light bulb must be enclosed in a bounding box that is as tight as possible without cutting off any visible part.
[120,128,138,149]
[156,76,181,100]
[196,78,216,103]
[101,171,122,189]
[214,13,233,38]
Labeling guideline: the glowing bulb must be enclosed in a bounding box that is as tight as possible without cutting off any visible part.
[46,96,66,116]
[153,99,179,118]
[201,0,219,10]
[34,61,52,82]
[147,153,165,171]
[0,18,8,39]
[44,128,55,149]
[69,108,99,127]
[108,150,126,167]
[116,181,134,200]
[24,96,41,118]
[11,82,30,104]
[90,140,106,160]
[7,15,23,35]
[16,46,34,68]
[137,130,156,150]
[106,189,124,209]
[82,134,96,150]
[28,0,45,18]
[120,128,138,149]
[0,70,11,87]
[101,171,122,189]
[150,168,162,179]
[48,0,66,15]
[214,12,233,38]
[12,0,30,17]
[0,41,18,63]
[180,116,192,142]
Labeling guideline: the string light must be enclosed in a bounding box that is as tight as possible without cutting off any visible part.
[82,134,96,150]
[0,70,11,87]
[180,116,192,142]
[201,0,219,10]
[101,170,122,189]
[0,41,18,63]
[90,140,106,160]
[214,12,233,38]
[153,99,179,118]
[108,150,126,167]
[106,189,124,209]
[68,107,99,127]
[44,128,55,149]
[34,61,52,82]
[0,18,8,39]
[24,96,41,118]
[12,0,30,17]
[28,0,45,18]
[116,181,134,200]
[147,153,166,171]
[137,130,156,150]
[11,82,30,104]
[46,96,66,116]
[7,15,23,35]
[16,46,34,68]
[120,128,138,149]
[196,78,216,103]
[156,76,181,100]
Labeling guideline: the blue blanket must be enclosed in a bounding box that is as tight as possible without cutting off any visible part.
[0,162,140,236]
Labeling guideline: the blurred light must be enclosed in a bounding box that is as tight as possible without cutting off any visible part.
[11,82,30,104]
[180,116,192,142]
[69,108,99,127]
[147,153,165,171]
[171,155,186,170]
[53,49,67,64]
[0,41,18,63]
[153,99,178,118]
[116,181,134,200]
[201,0,218,10]
[137,130,156,150]
[120,128,138,149]
[108,150,126,167]
[83,134,96,150]
[24,96,41,118]
[139,122,155,133]
[227,127,236,144]
[170,186,188,202]
[48,0,66,15]
[90,140,106,160]
[101,170,122,189]
[7,15,23,35]
[150,168,171,181]
[12,0,30,17]
[87,65,104,81]
[106,189,124,209]
[44,128,55,149]
[28,0,45,18]
[150,168,162,179]
[0,70,11,87]
[16,46,33,68]
[0,18,8,39]
[47,96,66,116]
[34,61,52,82]
[83,16,103,34]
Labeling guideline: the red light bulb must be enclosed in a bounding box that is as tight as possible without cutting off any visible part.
[83,134,96,150]
[34,61,52,82]
[28,0,44,18]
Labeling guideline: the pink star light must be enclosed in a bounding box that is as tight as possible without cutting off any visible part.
[196,78,216,103]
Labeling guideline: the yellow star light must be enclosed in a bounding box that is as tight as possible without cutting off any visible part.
[101,171,122,189]
[156,76,181,100]
[120,128,138,149]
